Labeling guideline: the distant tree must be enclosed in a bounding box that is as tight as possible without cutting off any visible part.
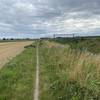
[3,38,6,40]
[10,38,14,40]
[26,38,30,40]
[80,37,85,41]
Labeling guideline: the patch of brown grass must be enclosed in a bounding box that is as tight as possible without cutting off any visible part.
[44,41,100,91]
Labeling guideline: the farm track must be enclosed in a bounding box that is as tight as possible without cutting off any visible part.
[0,41,33,69]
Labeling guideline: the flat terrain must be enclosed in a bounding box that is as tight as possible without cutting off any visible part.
[0,42,36,100]
[0,41,33,68]
[0,38,99,100]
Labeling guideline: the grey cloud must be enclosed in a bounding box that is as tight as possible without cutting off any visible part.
[0,0,100,38]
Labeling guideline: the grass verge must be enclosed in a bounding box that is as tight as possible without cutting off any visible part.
[0,43,36,100]
[39,41,100,100]
[53,37,100,54]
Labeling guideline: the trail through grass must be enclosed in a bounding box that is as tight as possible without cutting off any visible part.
[0,40,100,100]
[33,43,39,100]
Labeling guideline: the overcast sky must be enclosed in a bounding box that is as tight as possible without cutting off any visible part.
[0,0,100,38]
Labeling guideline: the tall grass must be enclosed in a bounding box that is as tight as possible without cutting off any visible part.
[40,41,100,100]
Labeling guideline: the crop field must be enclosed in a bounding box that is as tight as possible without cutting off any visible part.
[0,41,33,68]
[0,37,100,100]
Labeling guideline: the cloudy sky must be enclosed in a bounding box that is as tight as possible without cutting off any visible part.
[0,0,100,38]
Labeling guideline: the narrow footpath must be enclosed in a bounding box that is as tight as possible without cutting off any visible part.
[33,43,39,100]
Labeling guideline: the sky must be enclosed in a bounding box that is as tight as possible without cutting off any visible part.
[0,0,100,38]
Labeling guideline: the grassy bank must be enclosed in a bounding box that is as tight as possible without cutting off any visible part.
[53,37,100,54]
[0,43,36,100]
[39,41,100,100]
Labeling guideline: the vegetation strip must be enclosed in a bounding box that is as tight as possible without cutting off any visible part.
[0,43,36,100]
[53,37,100,54]
[40,40,100,100]
[33,42,39,100]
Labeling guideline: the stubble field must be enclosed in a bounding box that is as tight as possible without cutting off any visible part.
[0,41,33,68]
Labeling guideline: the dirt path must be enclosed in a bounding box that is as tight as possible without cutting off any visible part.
[33,43,39,100]
[0,41,33,69]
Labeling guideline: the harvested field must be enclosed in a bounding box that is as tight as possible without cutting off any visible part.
[0,41,33,68]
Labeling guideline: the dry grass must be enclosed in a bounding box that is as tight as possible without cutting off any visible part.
[40,41,100,100]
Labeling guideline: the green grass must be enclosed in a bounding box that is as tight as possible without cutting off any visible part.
[0,43,36,100]
[39,41,100,100]
[53,37,100,54]
[0,39,99,100]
